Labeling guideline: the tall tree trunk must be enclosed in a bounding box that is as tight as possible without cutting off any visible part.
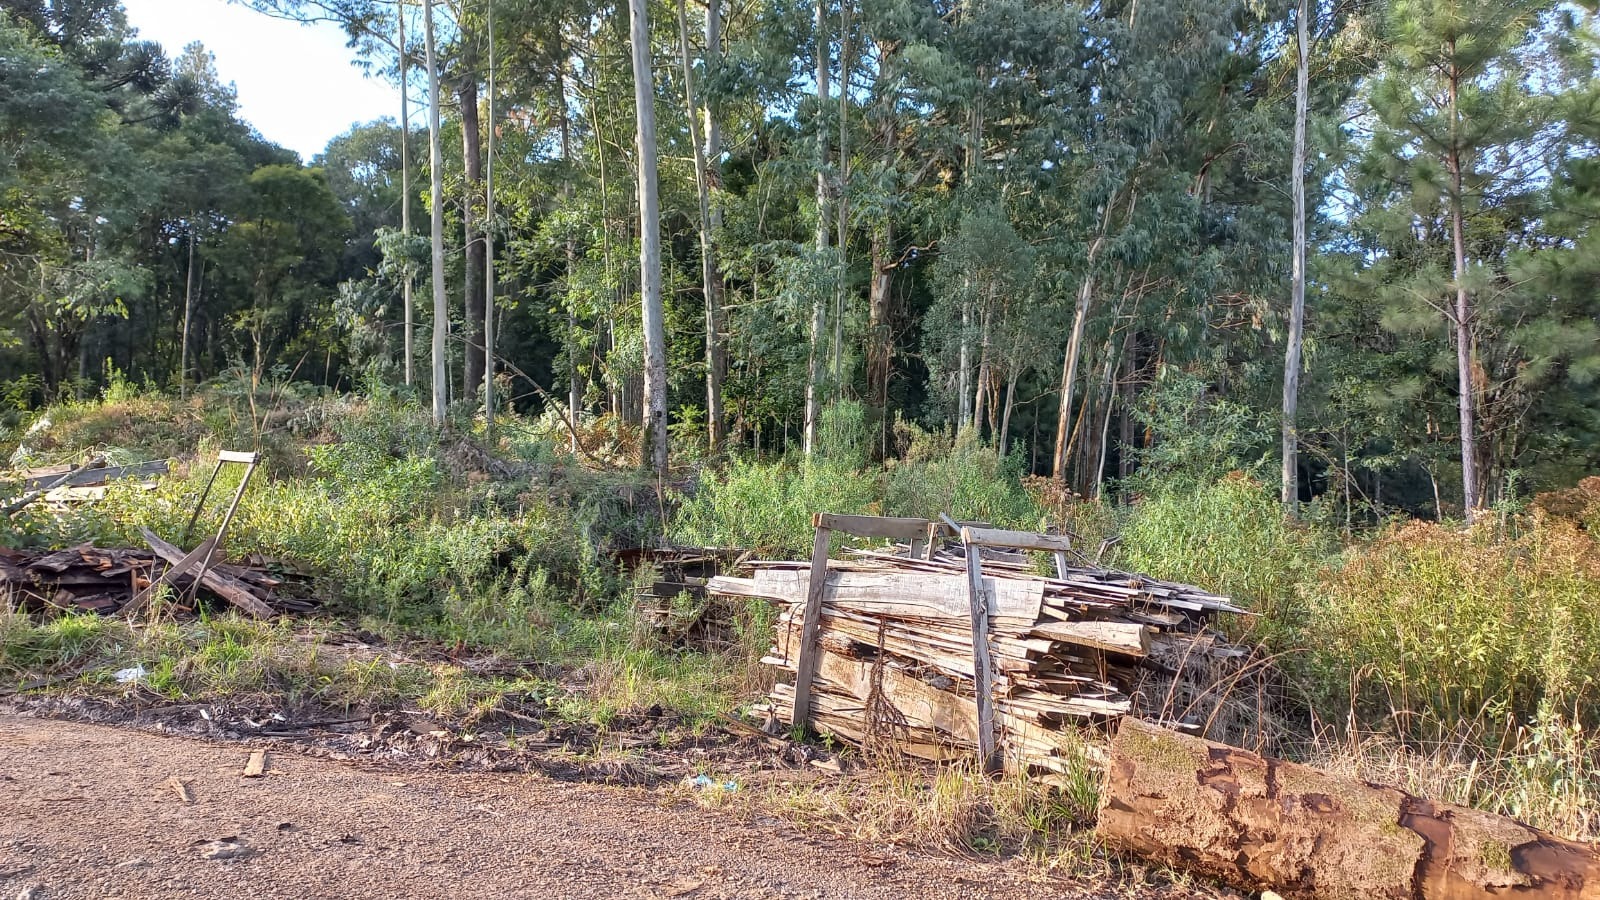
[957,95,982,431]
[676,0,725,452]
[425,0,448,426]
[483,2,496,429]
[179,216,197,398]
[1446,52,1479,521]
[998,357,1019,457]
[704,0,728,450]
[973,297,992,438]
[398,0,414,388]
[459,74,486,402]
[1052,234,1104,481]
[802,0,830,456]
[629,0,668,477]
[1281,0,1309,512]
[560,60,583,454]
[867,221,893,458]
[958,299,972,427]
[830,0,852,396]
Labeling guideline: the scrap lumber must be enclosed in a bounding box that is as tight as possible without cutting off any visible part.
[142,529,274,618]
[716,513,1258,774]
[242,750,267,778]
[1099,719,1600,900]
[0,543,314,618]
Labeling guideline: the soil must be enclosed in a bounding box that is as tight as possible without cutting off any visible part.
[0,712,1225,900]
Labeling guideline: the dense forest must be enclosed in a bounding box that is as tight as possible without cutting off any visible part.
[3,0,1599,517]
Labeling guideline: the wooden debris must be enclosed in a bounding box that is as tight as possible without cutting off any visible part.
[0,543,315,618]
[1099,719,1600,900]
[242,750,267,778]
[143,530,274,618]
[713,513,1260,774]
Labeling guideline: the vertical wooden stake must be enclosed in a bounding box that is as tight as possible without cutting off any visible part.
[1053,550,1070,579]
[789,515,833,729]
[924,521,939,560]
[963,536,1000,773]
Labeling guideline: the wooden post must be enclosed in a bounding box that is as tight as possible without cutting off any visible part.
[1053,551,1070,579]
[789,515,833,729]
[962,538,1000,773]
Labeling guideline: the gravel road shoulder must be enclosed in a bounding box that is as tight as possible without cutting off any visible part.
[0,713,1216,900]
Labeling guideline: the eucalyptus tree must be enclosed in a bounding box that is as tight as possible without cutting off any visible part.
[629,0,668,476]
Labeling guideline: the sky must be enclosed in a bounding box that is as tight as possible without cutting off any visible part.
[121,0,398,161]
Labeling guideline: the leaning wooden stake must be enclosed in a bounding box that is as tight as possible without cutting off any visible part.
[960,529,1000,774]
[1099,718,1600,900]
[788,515,833,728]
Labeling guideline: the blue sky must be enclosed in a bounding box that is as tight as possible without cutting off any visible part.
[122,0,398,161]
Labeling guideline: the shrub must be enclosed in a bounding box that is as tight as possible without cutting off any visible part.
[884,427,1041,528]
[673,455,881,557]
[1308,513,1600,736]
[1117,473,1328,636]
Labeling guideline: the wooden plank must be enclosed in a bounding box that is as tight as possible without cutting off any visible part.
[814,513,933,543]
[217,450,260,464]
[960,525,1074,554]
[20,459,168,492]
[1029,620,1150,656]
[142,530,274,618]
[964,541,1000,774]
[121,535,218,617]
[788,523,832,729]
[744,568,1046,623]
[242,749,267,777]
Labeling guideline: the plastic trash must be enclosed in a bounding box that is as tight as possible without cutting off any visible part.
[113,665,147,684]
[682,773,738,792]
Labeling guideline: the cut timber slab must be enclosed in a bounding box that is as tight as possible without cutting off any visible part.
[1029,620,1149,656]
[242,750,267,778]
[1099,719,1600,900]
[720,567,1045,623]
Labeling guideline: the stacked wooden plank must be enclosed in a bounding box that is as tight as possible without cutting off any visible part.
[0,543,316,617]
[708,517,1253,776]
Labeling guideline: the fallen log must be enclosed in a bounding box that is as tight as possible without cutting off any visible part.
[1098,718,1600,900]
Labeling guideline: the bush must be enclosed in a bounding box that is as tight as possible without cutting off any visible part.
[1308,513,1600,736]
[1117,473,1328,636]
[673,455,881,557]
[884,426,1041,529]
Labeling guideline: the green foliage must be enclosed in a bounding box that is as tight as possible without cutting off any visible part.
[1117,473,1329,634]
[1309,514,1600,734]
[673,454,881,556]
[884,427,1042,528]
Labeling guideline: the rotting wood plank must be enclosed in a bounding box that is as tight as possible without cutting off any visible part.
[1099,719,1600,900]
[242,749,267,778]
[1029,620,1149,656]
[142,530,273,618]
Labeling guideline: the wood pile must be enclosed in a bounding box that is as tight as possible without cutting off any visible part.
[708,513,1260,777]
[3,458,169,510]
[620,547,751,650]
[0,542,316,618]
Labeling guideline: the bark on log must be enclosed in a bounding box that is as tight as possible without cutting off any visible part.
[1098,719,1600,900]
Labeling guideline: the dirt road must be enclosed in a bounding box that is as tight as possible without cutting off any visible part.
[0,713,1169,900]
